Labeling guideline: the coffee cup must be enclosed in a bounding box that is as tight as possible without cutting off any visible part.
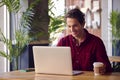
[93,62,104,76]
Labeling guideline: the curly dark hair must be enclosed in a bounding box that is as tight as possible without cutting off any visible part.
[65,8,85,25]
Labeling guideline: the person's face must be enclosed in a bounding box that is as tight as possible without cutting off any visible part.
[66,18,84,38]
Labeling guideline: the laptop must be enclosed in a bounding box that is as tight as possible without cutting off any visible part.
[32,46,82,75]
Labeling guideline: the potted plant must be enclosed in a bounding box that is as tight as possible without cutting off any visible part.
[0,29,30,70]
[110,10,120,72]
[0,0,40,70]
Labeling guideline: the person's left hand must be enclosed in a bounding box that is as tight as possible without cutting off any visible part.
[99,65,106,74]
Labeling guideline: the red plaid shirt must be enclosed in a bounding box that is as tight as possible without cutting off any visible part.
[57,29,112,72]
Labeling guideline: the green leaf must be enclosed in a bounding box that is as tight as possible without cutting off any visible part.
[0,0,41,62]
[110,10,120,56]
[0,51,11,61]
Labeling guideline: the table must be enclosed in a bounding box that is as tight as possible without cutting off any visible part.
[0,71,120,80]
[109,56,120,62]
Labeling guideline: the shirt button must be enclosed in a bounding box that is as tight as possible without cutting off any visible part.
[76,60,79,63]
[76,44,79,46]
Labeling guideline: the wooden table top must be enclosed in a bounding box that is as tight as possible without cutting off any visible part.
[0,71,120,80]
[108,56,120,62]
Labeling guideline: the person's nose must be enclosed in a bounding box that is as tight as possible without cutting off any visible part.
[71,26,75,32]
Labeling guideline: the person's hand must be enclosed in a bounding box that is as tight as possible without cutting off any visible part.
[99,65,106,74]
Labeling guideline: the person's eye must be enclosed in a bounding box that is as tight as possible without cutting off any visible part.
[68,26,71,28]
[73,24,77,27]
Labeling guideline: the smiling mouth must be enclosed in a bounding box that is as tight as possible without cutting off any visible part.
[72,32,77,35]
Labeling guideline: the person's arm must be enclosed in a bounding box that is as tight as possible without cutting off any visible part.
[95,39,112,72]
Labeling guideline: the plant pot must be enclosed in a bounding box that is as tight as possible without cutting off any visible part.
[10,57,18,71]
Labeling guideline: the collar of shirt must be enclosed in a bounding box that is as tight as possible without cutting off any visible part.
[70,29,91,46]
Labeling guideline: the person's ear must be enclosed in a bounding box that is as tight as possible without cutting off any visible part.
[82,22,85,28]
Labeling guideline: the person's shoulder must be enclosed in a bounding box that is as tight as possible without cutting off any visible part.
[85,29,102,41]
[90,33,101,39]
[89,33,104,43]
[60,35,72,40]
[57,35,72,46]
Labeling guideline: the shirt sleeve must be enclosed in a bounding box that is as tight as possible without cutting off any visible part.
[95,39,112,72]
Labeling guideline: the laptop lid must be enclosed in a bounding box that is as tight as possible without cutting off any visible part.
[33,46,73,75]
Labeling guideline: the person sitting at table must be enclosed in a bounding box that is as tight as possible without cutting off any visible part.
[57,8,112,73]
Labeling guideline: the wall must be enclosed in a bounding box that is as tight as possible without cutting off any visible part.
[0,6,8,73]
[113,0,120,11]
[101,0,112,56]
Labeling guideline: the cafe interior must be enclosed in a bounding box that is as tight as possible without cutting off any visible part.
[0,0,120,80]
